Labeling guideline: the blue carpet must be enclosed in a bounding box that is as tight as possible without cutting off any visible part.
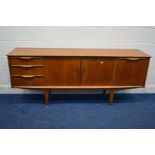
[0,93,155,129]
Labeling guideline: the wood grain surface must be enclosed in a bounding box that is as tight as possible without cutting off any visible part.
[7,48,150,57]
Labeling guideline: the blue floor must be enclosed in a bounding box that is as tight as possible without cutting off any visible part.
[0,93,155,129]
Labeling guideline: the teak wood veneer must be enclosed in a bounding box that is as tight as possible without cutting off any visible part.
[7,48,151,106]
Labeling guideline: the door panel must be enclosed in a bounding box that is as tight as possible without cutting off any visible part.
[47,58,79,86]
[81,58,115,86]
[114,58,149,86]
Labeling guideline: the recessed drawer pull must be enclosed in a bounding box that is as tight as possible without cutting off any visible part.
[12,75,45,78]
[17,57,43,60]
[125,58,142,61]
[19,57,34,60]
[21,76,36,78]
[11,65,44,68]
[20,65,35,68]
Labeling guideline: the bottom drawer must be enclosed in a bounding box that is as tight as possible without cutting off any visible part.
[11,76,45,86]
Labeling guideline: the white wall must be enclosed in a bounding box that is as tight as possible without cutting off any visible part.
[0,26,155,94]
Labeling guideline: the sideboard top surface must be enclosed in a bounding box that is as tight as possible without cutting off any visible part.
[7,48,150,58]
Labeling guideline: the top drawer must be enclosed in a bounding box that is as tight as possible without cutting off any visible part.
[9,57,45,65]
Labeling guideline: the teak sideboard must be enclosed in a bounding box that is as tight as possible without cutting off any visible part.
[7,48,150,105]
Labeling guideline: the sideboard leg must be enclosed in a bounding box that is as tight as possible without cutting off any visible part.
[44,89,50,106]
[109,89,115,105]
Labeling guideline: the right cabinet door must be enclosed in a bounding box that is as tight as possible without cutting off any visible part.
[114,58,149,86]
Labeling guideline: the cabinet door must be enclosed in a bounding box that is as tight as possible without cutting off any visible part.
[81,58,115,86]
[114,58,149,86]
[47,58,79,86]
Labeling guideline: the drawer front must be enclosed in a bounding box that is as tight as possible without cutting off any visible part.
[11,76,45,86]
[114,58,149,86]
[11,65,45,75]
[9,57,45,65]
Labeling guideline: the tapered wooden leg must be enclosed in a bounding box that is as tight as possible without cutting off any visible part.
[109,89,115,105]
[44,89,50,106]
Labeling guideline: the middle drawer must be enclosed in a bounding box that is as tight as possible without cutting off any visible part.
[11,65,45,75]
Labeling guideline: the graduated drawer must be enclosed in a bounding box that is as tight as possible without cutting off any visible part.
[11,75,45,86]
[10,65,45,75]
[9,57,45,65]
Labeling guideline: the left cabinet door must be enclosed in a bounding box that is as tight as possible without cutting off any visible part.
[46,58,80,86]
